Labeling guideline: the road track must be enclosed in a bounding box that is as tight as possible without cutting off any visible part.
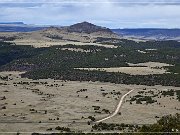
[95,89,134,123]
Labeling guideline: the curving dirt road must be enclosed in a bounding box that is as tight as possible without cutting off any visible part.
[95,89,134,123]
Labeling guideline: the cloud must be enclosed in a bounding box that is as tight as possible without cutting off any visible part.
[1,0,180,7]
[0,0,180,28]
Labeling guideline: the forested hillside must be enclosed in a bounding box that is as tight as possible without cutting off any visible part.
[0,40,180,86]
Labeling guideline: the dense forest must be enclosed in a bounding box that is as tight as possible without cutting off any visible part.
[0,40,180,86]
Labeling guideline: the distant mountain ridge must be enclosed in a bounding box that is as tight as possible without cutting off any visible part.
[112,28,180,41]
[0,22,48,32]
[0,21,114,33]
[0,21,120,44]
[0,26,47,32]
[1,22,180,41]
[0,22,24,25]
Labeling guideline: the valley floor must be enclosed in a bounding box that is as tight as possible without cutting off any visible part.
[0,71,180,133]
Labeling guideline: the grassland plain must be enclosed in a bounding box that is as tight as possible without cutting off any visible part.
[0,39,180,133]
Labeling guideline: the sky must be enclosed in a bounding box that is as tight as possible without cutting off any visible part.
[0,0,180,28]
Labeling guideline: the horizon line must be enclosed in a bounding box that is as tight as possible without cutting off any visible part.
[0,22,180,29]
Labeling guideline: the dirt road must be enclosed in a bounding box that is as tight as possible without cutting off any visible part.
[95,89,134,123]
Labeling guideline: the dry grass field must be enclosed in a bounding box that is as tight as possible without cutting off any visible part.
[76,62,173,75]
[7,40,117,48]
[0,71,179,133]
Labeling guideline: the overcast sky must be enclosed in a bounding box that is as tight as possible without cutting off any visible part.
[0,0,180,28]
